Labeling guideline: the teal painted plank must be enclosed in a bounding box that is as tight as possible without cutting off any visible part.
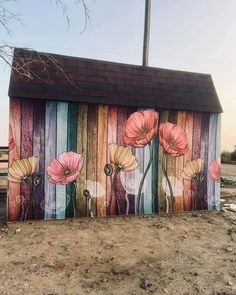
[44,101,57,220]
[143,144,152,214]
[215,114,221,210]
[151,135,158,213]
[66,102,78,218]
[56,102,68,220]
[207,113,217,210]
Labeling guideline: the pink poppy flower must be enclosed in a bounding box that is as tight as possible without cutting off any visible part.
[159,122,188,157]
[47,151,84,185]
[123,110,159,147]
[208,159,221,182]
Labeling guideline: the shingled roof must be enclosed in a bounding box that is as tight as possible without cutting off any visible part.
[8,48,222,113]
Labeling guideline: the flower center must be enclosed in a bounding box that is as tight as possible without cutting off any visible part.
[64,169,71,176]
[169,138,176,149]
[139,127,150,139]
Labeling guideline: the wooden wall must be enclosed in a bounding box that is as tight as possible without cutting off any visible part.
[8,98,221,221]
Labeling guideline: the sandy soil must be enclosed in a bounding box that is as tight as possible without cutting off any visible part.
[0,210,236,295]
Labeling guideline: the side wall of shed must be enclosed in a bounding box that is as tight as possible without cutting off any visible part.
[7,98,221,221]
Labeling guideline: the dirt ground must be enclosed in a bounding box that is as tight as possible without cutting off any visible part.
[0,210,236,295]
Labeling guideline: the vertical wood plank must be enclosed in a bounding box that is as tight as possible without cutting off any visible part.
[183,112,194,211]
[86,104,98,217]
[143,143,152,214]
[33,100,45,220]
[44,101,57,220]
[207,114,217,210]
[107,106,118,215]
[66,102,78,218]
[21,99,33,220]
[191,112,201,210]
[175,111,186,212]
[8,98,21,221]
[151,132,158,214]
[215,114,221,210]
[77,104,88,217]
[96,105,108,217]
[158,110,169,213]
[56,102,68,219]
[199,113,210,210]
[116,107,127,215]
[166,110,177,212]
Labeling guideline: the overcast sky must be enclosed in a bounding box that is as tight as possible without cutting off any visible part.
[0,0,235,151]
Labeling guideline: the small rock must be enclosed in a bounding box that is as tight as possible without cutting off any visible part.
[0,235,2,239]
[220,208,227,213]
[15,228,21,233]
[226,247,233,252]
[139,278,152,290]
[163,288,169,293]
[227,280,233,286]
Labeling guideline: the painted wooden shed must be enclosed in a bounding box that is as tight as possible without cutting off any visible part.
[7,48,222,221]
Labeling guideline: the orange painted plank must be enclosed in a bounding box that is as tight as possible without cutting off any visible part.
[8,98,21,221]
[183,112,194,211]
[175,111,186,212]
[107,106,118,216]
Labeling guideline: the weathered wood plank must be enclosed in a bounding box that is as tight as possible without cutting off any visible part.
[183,112,194,211]
[44,101,57,220]
[215,114,221,210]
[107,106,117,215]
[33,100,45,220]
[191,112,201,210]
[8,98,21,221]
[77,104,88,217]
[86,104,98,217]
[175,111,186,212]
[66,102,78,218]
[20,100,33,220]
[199,113,210,210]
[96,105,108,217]
[56,102,68,219]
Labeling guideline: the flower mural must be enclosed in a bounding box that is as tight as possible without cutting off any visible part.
[8,156,38,183]
[159,122,188,213]
[208,159,221,182]
[8,156,40,220]
[104,144,138,214]
[109,143,139,172]
[123,109,159,213]
[181,158,202,180]
[159,122,188,157]
[123,110,158,148]
[47,151,84,185]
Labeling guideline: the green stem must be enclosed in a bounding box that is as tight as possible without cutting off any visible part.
[72,182,77,218]
[137,143,153,214]
[24,177,36,220]
[162,153,174,213]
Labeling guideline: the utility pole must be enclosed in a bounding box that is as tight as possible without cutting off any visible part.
[142,0,151,66]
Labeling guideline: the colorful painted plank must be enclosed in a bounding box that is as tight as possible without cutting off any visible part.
[33,100,46,220]
[20,99,33,220]
[207,113,217,210]
[183,112,194,211]
[199,113,210,210]
[175,111,186,212]
[191,112,201,210]
[8,98,21,221]
[44,101,57,220]
[77,104,88,217]
[157,110,169,213]
[86,104,98,217]
[96,105,108,217]
[107,106,118,215]
[56,102,68,219]
[66,102,78,218]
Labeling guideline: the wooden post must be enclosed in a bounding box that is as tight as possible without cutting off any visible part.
[142,0,151,66]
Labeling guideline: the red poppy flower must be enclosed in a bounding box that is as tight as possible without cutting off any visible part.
[159,122,188,157]
[123,110,158,148]
[47,151,84,185]
[208,159,221,182]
